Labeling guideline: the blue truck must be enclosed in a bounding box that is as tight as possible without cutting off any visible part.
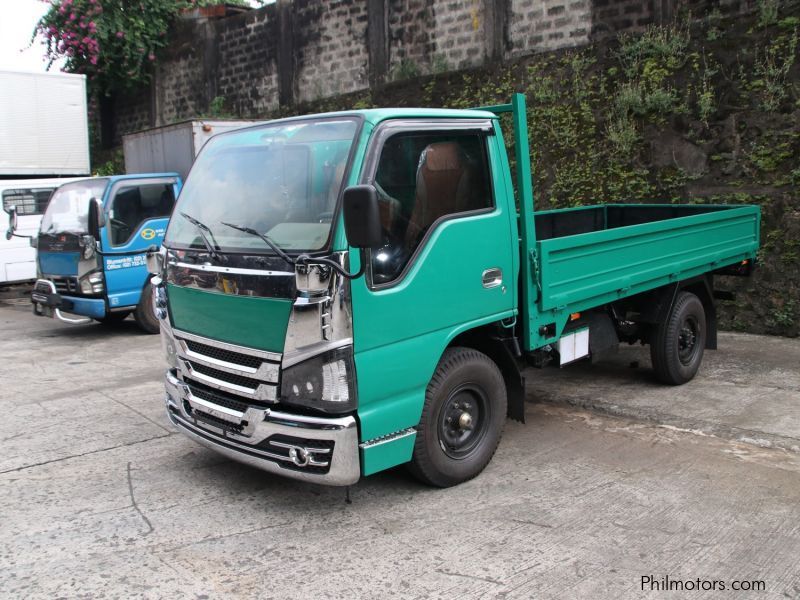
[20,173,182,332]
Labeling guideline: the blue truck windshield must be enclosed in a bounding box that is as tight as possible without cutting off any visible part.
[165,118,359,254]
[40,179,108,235]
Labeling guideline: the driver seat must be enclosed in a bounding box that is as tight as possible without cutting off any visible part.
[404,142,472,248]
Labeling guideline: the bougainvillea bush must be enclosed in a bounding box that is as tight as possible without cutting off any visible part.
[35,0,200,94]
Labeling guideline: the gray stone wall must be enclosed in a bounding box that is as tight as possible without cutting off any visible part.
[108,0,753,142]
[216,8,279,115]
[295,0,370,103]
[431,0,486,70]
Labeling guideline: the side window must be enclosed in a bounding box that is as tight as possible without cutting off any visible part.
[370,132,492,285]
[2,188,55,216]
[109,183,175,246]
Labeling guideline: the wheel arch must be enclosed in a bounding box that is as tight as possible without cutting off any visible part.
[447,323,526,423]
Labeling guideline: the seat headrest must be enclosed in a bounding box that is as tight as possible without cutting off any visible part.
[419,142,463,172]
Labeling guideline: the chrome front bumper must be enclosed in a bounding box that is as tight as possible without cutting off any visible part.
[164,369,360,486]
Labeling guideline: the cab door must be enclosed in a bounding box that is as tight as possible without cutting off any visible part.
[100,177,180,309]
[350,119,517,447]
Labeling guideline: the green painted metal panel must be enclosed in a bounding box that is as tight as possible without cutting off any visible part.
[167,284,291,352]
[536,205,760,312]
[351,129,516,445]
[361,432,417,476]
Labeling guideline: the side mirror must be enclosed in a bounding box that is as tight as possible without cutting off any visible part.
[146,245,164,275]
[5,205,17,241]
[87,198,105,239]
[342,185,382,249]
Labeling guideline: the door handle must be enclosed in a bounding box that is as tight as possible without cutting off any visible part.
[482,267,503,289]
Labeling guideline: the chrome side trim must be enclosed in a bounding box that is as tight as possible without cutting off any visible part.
[359,427,417,449]
[172,328,282,362]
[170,261,294,277]
[284,251,353,356]
[282,337,353,369]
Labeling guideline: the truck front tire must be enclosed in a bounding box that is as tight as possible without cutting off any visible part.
[134,282,160,334]
[409,347,507,487]
[650,291,706,385]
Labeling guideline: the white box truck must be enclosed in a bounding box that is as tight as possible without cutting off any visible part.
[123,119,259,182]
[1,70,90,285]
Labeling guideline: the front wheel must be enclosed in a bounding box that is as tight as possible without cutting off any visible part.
[134,281,160,334]
[408,347,507,488]
[650,291,706,385]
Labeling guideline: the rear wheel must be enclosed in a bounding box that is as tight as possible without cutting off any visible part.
[650,291,706,385]
[408,347,507,487]
[134,281,160,334]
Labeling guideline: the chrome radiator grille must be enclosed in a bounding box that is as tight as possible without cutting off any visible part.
[173,329,281,403]
[52,276,79,294]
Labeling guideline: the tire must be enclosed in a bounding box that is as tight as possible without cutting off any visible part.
[408,347,507,487]
[650,291,706,385]
[134,281,160,334]
[95,311,131,326]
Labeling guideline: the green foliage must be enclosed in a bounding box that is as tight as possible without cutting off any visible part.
[391,59,421,81]
[35,0,210,95]
[705,9,724,41]
[36,0,249,94]
[616,23,690,79]
[431,54,451,74]
[757,0,780,27]
[750,28,798,112]
[93,148,123,176]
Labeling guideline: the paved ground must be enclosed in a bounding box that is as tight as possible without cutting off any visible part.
[530,332,800,453]
[1,299,800,599]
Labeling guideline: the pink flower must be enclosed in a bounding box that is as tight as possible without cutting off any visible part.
[148,53,155,61]
[88,21,96,31]
[116,31,124,38]
[69,12,76,20]
[90,56,98,65]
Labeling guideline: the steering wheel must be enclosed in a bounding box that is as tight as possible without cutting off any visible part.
[109,218,131,241]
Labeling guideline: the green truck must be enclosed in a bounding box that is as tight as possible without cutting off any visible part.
[149,94,759,487]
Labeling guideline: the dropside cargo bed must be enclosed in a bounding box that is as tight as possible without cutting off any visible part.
[527,203,760,345]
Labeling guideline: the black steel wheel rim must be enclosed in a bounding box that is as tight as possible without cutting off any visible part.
[678,315,700,365]
[438,384,490,459]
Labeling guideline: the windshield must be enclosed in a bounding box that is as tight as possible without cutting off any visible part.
[165,117,360,254]
[40,179,108,235]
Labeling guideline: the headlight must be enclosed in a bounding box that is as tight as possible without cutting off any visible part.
[152,277,167,320]
[161,327,178,368]
[79,270,104,294]
[280,346,357,413]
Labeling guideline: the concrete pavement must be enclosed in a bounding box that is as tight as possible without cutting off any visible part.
[1,300,800,599]
[529,332,800,453]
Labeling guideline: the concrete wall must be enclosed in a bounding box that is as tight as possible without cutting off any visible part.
[107,0,751,141]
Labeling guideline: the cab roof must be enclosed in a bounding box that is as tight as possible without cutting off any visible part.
[265,107,498,127]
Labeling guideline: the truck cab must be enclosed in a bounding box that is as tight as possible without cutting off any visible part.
[151,97,758,488]
[27,173,181,332]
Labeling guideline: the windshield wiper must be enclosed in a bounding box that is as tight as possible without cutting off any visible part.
[220,221,368,280]
[219,222,295,266]
[180,212,223,261]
